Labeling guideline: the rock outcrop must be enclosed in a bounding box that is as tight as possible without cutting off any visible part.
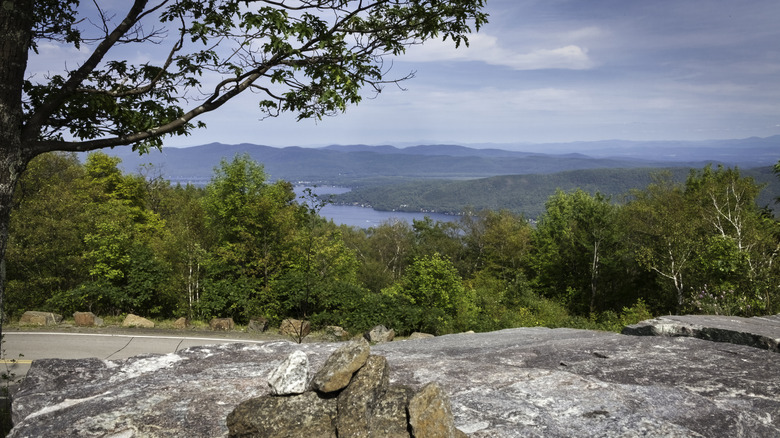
[19,311,62,326]
[10,327,780,437]
[623,314,780,352]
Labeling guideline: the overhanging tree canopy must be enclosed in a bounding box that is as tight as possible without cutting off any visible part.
[0,0,487,335]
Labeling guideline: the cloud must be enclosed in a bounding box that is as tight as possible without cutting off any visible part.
[400,33,595,70]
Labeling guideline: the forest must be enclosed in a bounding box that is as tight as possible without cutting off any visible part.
[7,152,780,336]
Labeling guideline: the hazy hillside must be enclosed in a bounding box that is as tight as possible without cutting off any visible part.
[96,139,771,186]
[332,167,780,219]
[463,136,780,167]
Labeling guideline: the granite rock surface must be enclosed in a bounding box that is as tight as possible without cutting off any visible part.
[10,327,780,437]
[623,314,780,352]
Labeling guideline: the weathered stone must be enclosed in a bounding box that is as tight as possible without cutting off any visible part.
[122,314,155,328]
[267,350,309,395]
[73,311,103,327]
[408,332,435,341]
[365,325,394,343]
[227,390,337,438]
[279,318,310,338]
[371,385,416,438]
[247,317,268,333]
[623,314,780,352]
[11,328,780,437]
[312,338,370,393]
[210,317,234,331]
[324,325,350,341]
[172,317,189,329]
[336,355,390,437]
[409,382,462,438]
[19,311,62,326]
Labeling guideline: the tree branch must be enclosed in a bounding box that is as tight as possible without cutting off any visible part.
[22,0,152,141]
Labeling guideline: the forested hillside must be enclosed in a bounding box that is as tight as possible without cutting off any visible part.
[333,167,780,219]
[9,152,780,338]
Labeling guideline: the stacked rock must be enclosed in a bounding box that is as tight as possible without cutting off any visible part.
[227,338,465,438]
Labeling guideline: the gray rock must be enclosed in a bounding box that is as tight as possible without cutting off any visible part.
[10,328,780,437]
[267,350,309,395]
[311,338,370,393]
[336,355,390,437]
[19,311,62,326]
[409,382,463,438]
[122,314,155,328]
[227,390,337,438]
[365,324,395,343]
[623,314,780,352]
[247,317,268,333]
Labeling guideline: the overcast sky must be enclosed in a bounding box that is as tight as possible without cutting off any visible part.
[31,0,780,148]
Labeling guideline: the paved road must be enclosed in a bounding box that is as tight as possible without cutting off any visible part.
[3,332,278,391]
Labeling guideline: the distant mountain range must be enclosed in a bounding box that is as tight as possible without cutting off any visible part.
[99,136,780,186]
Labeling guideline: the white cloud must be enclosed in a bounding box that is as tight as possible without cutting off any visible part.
[400,33,595,70]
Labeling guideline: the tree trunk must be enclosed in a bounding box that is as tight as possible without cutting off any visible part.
[589,241,599,315]
[0,0,35,341]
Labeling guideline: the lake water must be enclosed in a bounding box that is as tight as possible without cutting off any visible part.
[295,186,457,228]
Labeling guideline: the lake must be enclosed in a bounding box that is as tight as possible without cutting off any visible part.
[295,186,457,228]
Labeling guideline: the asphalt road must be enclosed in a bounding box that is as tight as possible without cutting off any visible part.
[2,331,282,392]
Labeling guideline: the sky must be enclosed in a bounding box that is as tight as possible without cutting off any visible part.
[29,0,780,148]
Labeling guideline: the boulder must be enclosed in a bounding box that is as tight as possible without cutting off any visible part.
[19,311,62,326]
[247,317,268,333]
[10,327,780,437]
[364,324,394,343]
[279,318,310,338]
[267,350,309,395]
[122,314,155,328]
[227,390,337,438]
[623,314,780,352]
[408,382,465,438]
[311,338,370,393]
[73,311,103,327]
[232,344,461,438]
[209,317,234,331]
[335,355,390,437]
[324,325,350,341]
[172,317,189,329]
[408,332,435,341]
[371,385,417,437]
